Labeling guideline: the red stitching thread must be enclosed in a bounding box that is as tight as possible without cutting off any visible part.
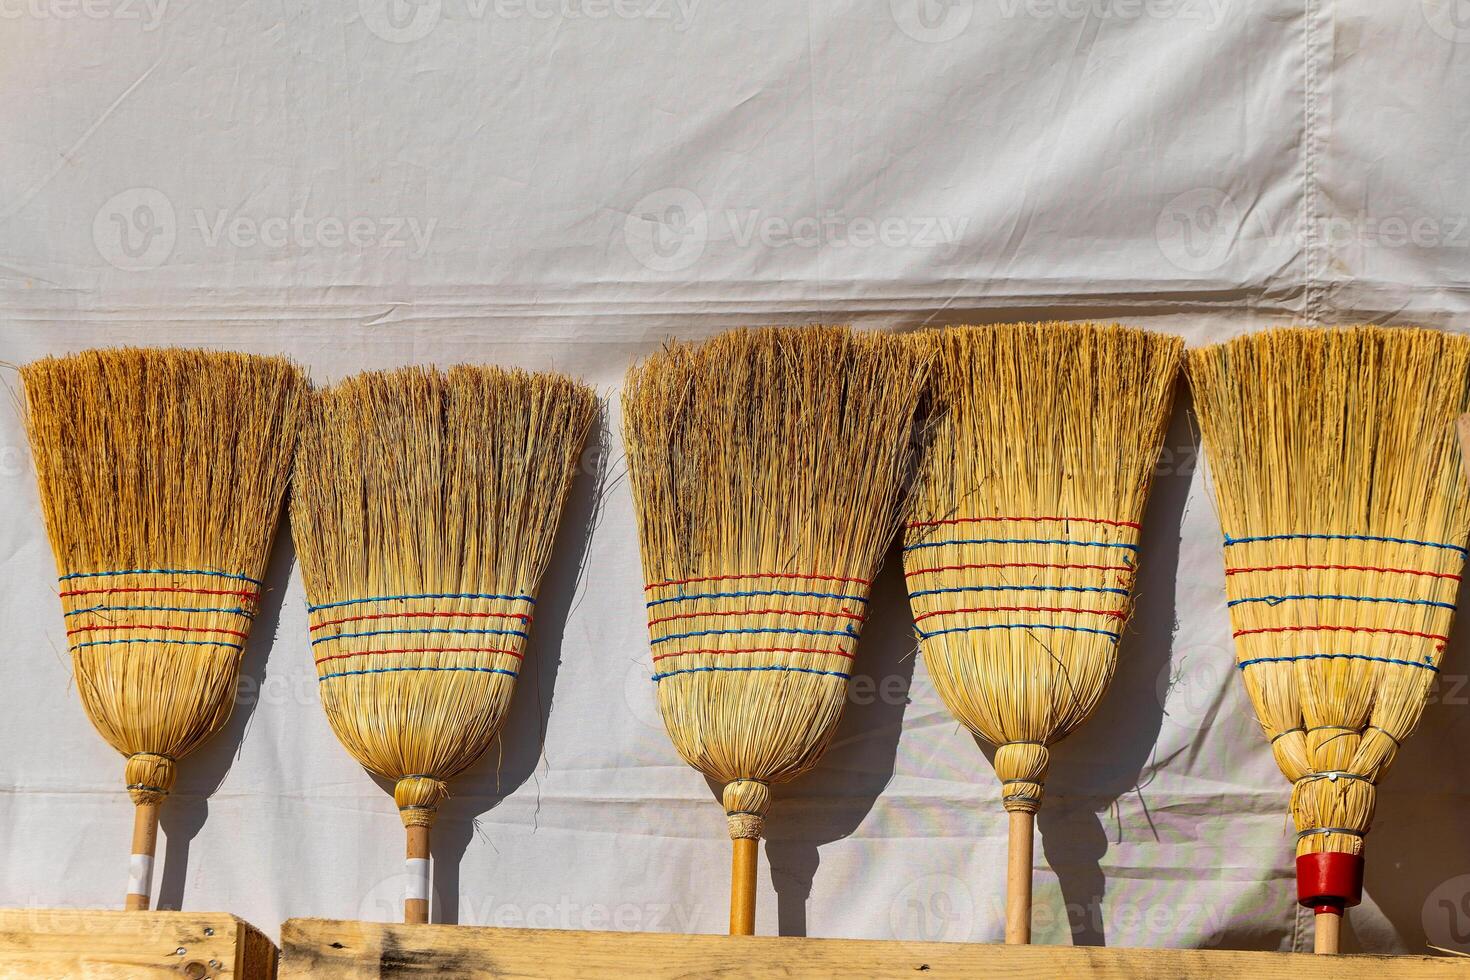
[1225,563,1460,581]
[913,605,1127,624]
[315,646,525,666]
[906,516,1140,531]
[905,561,1134,578]
[65,623,250,639]
[644,572,870,592]
[647,607,866,628]
[651,645,856,664]
[310,610,532,632]
[1232,625,1449,644]
[59,586,259,600]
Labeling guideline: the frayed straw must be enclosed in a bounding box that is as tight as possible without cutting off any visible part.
[290,364,595,922]
[622,324,929,934]
[1190,325,1470,952]
[904,322,1181,942]
[22,347,305,909]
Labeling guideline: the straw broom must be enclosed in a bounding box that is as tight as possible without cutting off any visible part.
[622,325,929,936]
[903,322,1182,944]
[1189,325,1470,954]
[290,365,595,924]
[21,348,305,911]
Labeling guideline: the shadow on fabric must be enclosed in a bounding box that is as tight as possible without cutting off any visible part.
[1014,384,1194,946]
[427,413,607,925]
[763,544,917,937]
[155,510,293,910]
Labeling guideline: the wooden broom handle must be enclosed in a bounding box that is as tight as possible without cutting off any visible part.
[124,801,159,910]
[1314,909,1341,954]
[1005,810,1034,944]
[729,837,758,935]
[405,824,431,924]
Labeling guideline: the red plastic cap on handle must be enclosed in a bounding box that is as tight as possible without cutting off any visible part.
[1297,852,1364,912]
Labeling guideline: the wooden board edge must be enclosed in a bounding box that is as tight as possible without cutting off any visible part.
[279,918,1467,980]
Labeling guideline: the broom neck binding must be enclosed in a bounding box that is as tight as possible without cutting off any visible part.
[395,775,449,828]
[124,752,177,806]
[723,779,770,840]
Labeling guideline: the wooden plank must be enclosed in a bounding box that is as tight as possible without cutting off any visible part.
[279,918,1464,979]
[0,908,276,979]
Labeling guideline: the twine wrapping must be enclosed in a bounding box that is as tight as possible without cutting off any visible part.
[1222,531,1461,859]
[308,592,531,801]
[905,516,1143,812]
[60,568,263,798]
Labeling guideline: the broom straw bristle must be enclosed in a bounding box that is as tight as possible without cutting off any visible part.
[904,322,1182,813]
[22,348,305,801]
[22,347,304,909]
[622,325,929,843]
[1189,326,1470,879]
[290,365,596,831]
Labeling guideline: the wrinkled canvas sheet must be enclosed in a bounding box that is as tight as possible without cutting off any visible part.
[3,0,1470,954]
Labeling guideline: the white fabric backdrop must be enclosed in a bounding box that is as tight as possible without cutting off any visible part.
[3,0,1470,956]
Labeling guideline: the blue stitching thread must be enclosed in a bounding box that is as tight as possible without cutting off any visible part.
[649,626,858,646]
[1223,532,1469,557]
[652,664,852,682]
[307,592,536,613]
[57,568,262,585]
[916,623,1121,642]
[71,638,243,651]
[311,626,530,646]
[1237,653,1438,672]
[1227,594,1456,611]
[64,605,255,618]
[319,665,520,681]
[645,588,868,609]
[904,537,1139,553]
[909,584,1130,600]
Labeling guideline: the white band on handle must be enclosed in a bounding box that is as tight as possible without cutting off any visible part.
[405,858,430,902]
[127,853,154,899]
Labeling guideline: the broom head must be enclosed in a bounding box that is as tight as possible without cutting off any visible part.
[1189,325,1470,914]
[622,325,929,841]
[22,348,305,805]
[904,322,1182,815]
[290,365,596,829]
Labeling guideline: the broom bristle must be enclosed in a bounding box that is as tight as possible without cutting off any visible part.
[1189,326,1470,861]
[290,365,596,827]
[622,325,929,839]
[904,323,1182,813]
[21,348,306,803]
